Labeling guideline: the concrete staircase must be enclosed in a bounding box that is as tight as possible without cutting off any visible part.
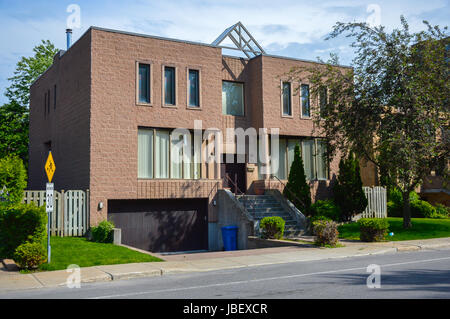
[237,194,305,238]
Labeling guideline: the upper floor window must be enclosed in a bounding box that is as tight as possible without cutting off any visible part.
[54,85,57,109]
[188,69,200,107]
[301,84,310,117]
[138,63,151,104]
[282,82,292,116]
[222,81,244,116]
[319,86,328,116]
[164,66,176,105]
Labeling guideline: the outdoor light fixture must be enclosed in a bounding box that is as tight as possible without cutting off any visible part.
[98,202,104,210]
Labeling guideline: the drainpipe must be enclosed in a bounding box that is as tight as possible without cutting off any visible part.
[66,29,72,50]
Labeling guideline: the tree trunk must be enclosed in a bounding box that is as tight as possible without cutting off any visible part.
[402,191,412,229]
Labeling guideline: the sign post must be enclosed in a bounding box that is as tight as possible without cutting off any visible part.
[44,152,56,264]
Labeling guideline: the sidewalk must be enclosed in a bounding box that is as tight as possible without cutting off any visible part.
[1,237,449,292]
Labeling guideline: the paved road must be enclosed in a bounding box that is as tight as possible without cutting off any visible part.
[1,248,449,299]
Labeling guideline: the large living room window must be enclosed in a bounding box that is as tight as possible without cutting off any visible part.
[138,128,201,179]
[270,137,328,181]
[222,81,244,116]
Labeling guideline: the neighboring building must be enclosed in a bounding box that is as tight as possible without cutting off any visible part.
[28,23,376,252]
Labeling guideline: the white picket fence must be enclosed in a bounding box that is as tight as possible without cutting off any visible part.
[361,186,387,218]
[23,190,90,237]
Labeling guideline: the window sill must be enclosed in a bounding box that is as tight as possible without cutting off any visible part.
[281,114,294,118]
[162,104,178,108]
[187,106,202,110]
[136,102,153,107]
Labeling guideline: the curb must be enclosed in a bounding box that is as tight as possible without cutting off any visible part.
[1,240,449,292]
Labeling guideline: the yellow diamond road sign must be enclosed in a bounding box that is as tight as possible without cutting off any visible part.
[45,152,56,182]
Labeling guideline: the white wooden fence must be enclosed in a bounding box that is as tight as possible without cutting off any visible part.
[361,186,387,218]
[23,190,90,237]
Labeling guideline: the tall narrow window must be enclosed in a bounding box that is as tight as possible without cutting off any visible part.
[316,140,328,180]
[164,66,176,105]
[276,139,287,180]
[319,86,327,116]
[188,69,199,107]
[138,63,150,103]
[282,82,291,116]
[302,140,315,180]
[287,139,301,176]
[138,129,153,178]
[54,85,57,109]
[222,81,244,116]
[301,84,310,117]
[170,133,183,179]
[155,130,169,178]
[47,89,50,114]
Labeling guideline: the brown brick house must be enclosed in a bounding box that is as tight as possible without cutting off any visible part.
[28,23,376,252]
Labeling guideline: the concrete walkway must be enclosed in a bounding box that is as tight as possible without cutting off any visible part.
[1,237,449,292]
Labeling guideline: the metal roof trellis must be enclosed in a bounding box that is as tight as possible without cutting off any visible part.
[212,22,266,58]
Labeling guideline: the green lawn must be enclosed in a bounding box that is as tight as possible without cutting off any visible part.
[35,237,163,272]
[338,217,450,241]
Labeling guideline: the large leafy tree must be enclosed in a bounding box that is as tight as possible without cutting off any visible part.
[1,40,58,166]
[286,17,449,228]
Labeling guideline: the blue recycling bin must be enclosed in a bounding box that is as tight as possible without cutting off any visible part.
[221,225,238,251]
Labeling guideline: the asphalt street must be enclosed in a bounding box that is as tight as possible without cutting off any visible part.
[1,248,449,299]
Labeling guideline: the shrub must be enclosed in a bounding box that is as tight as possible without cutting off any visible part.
[310,200,341,221]
[410,200,436,218]
[358,218,389,242]
[333,153,368,221]
[387,188,421,217]
[0,155,27,204]
[312,219,339,246]
[260,216,285,239]
[0,203,47,258]
[283,144,311,215]
[433,204,449,219]
[13,241,46,269]
[91,220,115,243]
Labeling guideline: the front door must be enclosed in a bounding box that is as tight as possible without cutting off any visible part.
[221,154,246,194]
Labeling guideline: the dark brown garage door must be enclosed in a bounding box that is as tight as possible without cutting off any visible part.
[108,198,208,253]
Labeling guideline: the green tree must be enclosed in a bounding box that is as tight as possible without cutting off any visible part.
[283,144,311,214]
[0,155,27,204]
[286,17,449,228]
[0,101,29,165]
[333,153,368,221]
[0,40,58,166]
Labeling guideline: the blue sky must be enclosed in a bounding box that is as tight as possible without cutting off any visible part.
[0,0,449,105]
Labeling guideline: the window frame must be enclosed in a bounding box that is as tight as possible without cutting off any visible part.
[187,68,201,109]
[281,81,293,118]
[300,83,311,119]
[222,80,245,116]
[267,136,329,181]
[162,65,177,107]
[137,127,202,180]
[136,61,153,106]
